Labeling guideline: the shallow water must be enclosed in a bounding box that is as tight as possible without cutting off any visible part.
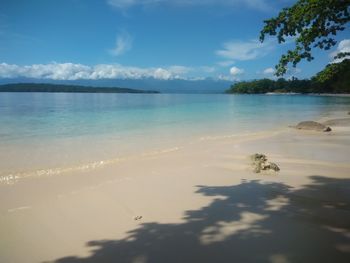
[0,92,349,177]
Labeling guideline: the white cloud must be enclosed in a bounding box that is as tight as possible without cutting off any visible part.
[229,66,244,76]
[199,66,216,73]
[263,67,275,74]
[330,39,350,63]
[0,62,211,80]
[0,63,92,80]
[153,68,172,80]
[217,74,239,82]
[217,74,233,81]
[109,31,133,56]
[217,60,235,67]
[217,66,244,81]
[216,39,274,61]
[167,65,193,75]
[107,0,272,11]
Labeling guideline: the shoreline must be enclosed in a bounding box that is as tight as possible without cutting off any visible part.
[310,93,350,97]
[265,92,350,97]
[1,111,350,263]
[0,128,285,186]
[1,108,348,184]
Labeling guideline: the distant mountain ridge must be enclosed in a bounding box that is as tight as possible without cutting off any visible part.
[0,83,159,94]
[0,78,232,94]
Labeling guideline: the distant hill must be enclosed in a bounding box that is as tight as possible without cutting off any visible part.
[226,59,350,94]
[0,83,159,94]
[0,78,232,94]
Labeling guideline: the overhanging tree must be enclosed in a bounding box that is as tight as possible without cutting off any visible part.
[260,0,350,76]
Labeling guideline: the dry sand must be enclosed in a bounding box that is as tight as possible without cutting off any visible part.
[1,112,350,263]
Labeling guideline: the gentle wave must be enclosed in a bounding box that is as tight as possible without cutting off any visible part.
[0,129,284,186]
[0,146,183,185]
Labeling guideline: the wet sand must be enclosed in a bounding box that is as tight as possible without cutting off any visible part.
[1,112,350,263]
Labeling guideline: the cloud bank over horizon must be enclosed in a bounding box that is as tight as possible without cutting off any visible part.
[0,62,226,81]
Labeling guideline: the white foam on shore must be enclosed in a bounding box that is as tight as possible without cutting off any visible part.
[0,146,184,185]
[1,128,278,186]
[0,127,287,186]
[2,114,348,186]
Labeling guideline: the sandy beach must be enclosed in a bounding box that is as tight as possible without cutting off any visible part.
[2,0,350,261]
[1,111,350,263]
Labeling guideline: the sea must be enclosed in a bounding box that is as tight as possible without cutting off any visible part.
[1,92,349,181]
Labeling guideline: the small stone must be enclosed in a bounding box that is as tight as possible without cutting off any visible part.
[250,154,280,173]
[268,162,280,172]
[323,126,332,132]
[251,154,266,173]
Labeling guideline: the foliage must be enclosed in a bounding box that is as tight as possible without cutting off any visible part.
[225,78,312,94]
[313,58,350,93]
[226,59,350,94]
[260,0,350,76]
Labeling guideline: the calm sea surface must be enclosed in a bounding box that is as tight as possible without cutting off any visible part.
[1,93,349,176]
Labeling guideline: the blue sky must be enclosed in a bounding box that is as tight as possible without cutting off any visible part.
[0,0,349,81]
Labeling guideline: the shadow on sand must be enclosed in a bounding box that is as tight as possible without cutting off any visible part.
[51,176,350,263]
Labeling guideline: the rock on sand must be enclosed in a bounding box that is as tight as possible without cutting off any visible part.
[251,153,280,173]
[295,121,331,132]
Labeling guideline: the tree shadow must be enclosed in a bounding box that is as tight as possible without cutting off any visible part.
[51,176,350,263]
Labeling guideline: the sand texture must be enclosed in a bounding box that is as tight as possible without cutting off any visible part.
[1,113,350,263]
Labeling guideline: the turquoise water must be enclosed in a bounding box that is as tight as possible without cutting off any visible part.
[0,93,349,175]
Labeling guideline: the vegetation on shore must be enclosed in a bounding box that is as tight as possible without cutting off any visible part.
[226,59,350,94]
[0,83,159,94]
[260,0,350,76]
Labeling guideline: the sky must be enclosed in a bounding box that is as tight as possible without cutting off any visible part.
[0,0,349,82]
